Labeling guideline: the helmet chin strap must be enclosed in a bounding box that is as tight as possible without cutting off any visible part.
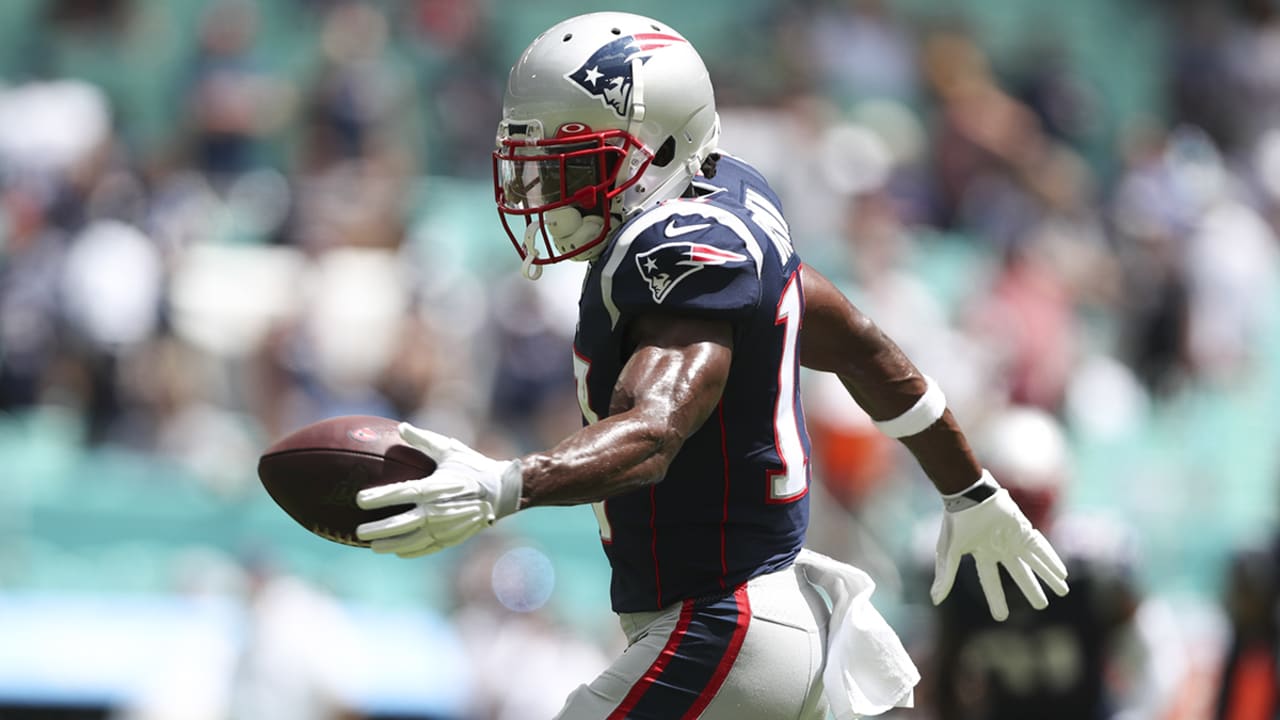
[520,222,544,281]
[519,207,606,281]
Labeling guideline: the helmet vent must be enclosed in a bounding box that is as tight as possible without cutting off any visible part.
[651,24,661,31]
[652,136,677,167]
[562,33,572,41]
[611,27,621,35]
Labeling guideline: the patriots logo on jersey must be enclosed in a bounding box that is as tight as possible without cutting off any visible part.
[635,240,749,303]
[567,33,686,117]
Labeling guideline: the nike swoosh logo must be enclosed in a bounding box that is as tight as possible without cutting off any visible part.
[664,219,712,238]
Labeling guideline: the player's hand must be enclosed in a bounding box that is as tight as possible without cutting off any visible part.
[931,472,1069,621]
[354,423,523,558]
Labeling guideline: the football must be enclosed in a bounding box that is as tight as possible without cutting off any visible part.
[257,415,435,546]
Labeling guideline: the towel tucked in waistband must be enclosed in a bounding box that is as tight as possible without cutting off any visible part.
[795,548,921,719]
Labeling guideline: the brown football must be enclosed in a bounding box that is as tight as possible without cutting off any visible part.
[257,415,435,546]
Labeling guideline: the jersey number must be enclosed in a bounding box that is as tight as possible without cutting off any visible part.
[573,350,613,542]
[958,626,1084,695]
[744,187,794,264]
[744,188,806,500]
[769,272,808,501]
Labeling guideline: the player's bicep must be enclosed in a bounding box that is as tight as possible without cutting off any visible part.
[611,314,733,444]
[797,264,921,416]
[798,264,895,372]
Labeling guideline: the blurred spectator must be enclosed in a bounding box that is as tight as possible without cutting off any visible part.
[372,305,446,423]
[290,0,417,254]
[182,0,294,183]
[406,0,504,177]
[919,26,1096,251]
[118,331,263,495]
[44,0,133,34]
[226,560,363,720]
[1110,122,1196,396]
[961,239,1079,412]
[1112,123,1280,391]
[792,0,921,107]
[0,184,69,411]
[485,272,581,453]
[113,553,362,720]
[838,184,992,415]
[1181,155,1280,386]
[1169,1,1243,156]
[912,25,1115,411]
[1222,0,1280,159]
[307,1,410,164]
[1009,36,1101,152]
[0,79,112,184]
[0,78,167,448]
[719,94,906,270]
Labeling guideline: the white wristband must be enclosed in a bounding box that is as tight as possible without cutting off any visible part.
[872,374,946,438]
[493,459,524,520]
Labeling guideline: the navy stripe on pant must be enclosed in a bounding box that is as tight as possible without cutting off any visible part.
[609,585,752,719]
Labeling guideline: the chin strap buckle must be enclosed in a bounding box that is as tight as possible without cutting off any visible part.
[520,222,544,281]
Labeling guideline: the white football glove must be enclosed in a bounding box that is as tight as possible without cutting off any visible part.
[354,423,523,558]
[931,471,1070,621]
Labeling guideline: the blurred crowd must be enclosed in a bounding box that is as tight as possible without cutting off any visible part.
[3,0,1280,718]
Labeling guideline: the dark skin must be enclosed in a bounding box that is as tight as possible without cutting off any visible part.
[518,264,982,508]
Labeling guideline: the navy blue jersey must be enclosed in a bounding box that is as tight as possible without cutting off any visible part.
[573,155,812,612]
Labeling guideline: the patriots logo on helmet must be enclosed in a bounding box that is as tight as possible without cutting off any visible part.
[567,33,686,117]
[636,238,748,303]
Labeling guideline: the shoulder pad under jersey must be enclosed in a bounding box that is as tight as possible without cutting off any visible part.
[597,200,764,323]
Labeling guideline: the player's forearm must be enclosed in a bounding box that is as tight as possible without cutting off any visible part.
[516,315,733,509]
[896,411,982,494]
[517,412,681,507]
[830,357,982,496]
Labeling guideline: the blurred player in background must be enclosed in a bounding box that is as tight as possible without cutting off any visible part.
[351,12,1068,719]
[1215,536,1280,719]
[922,406,1179,720]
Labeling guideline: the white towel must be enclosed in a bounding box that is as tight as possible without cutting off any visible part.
[795,549,921,718]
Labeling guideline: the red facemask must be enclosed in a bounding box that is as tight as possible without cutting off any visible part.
[493,126,652,265]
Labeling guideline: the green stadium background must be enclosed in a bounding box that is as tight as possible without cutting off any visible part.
[0,0,1275,718]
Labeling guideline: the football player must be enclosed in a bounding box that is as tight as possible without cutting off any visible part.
[923,406,1152,720]
[355,12,1069,719]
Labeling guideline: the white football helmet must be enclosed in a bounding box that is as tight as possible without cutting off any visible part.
[493,12,720,272]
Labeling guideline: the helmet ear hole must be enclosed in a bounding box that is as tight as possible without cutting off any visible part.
[652,136,677,167]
